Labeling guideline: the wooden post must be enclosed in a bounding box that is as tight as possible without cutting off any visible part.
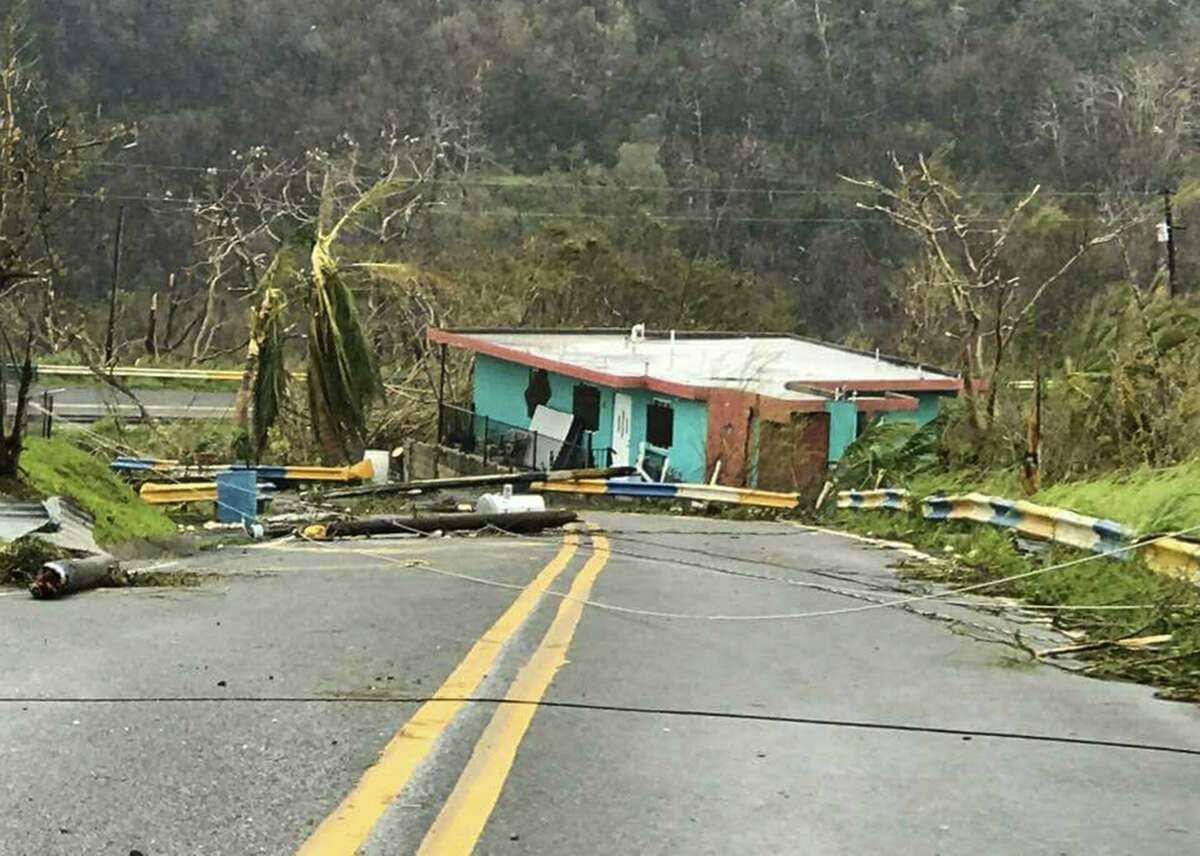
[436,343,448,443]
[103,205,127,365]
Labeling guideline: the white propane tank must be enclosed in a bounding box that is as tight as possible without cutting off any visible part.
[476,484,547,515]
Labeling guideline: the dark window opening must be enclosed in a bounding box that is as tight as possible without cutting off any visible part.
[572,384,601,431]
[524,369,551,418]
[646,400,674,448]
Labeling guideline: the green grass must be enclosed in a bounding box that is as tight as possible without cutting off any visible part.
[16,437,176,546]
[892,458,1200,536]
[82,418,245,464]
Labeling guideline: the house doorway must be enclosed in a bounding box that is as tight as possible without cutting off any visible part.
[612,392,633,467]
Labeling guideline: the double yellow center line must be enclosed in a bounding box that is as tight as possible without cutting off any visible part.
[297,527,611,855]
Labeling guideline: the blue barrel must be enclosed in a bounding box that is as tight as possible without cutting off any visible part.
[216,469,257,524]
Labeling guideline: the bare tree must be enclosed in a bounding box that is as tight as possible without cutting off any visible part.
[843,154,1139,438]
[0,2,127,475]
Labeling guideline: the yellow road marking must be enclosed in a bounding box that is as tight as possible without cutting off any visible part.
[416,529,612,855]
[295,531,580,855]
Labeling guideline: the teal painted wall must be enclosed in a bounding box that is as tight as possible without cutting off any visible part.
[825,400,859,462]
[472,355,535,429]
[624,389,707,483]
[877,392,945,427]
[472,355,616,452]
[471,355,707,481]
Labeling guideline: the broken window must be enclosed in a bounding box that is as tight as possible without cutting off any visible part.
[524,369,552,418]
[646,399,674,448]
[572,384,601,431]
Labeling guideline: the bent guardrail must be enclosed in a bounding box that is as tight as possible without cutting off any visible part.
[836,489,911,511]
[836,488,1200,583]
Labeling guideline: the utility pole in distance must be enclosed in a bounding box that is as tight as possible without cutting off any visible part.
[103,205,127,364]
[1161,189,1180,298]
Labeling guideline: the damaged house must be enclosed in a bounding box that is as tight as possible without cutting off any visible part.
[429,327,959,491]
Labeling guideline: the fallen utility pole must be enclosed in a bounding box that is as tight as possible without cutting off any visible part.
[302,510,578,540]
[30,554,123,599]
[316,466,636,500]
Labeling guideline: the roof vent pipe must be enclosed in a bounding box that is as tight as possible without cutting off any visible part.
[631,323,646,343]
[669,329,676,366]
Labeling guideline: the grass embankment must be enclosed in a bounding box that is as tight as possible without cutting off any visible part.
[14,437,176,546]
[900,459,1200,535]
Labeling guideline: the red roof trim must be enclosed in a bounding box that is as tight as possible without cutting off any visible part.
[430,329,704,398]
[854,393,919,413]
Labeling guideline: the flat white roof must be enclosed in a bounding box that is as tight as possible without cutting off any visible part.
[439,330,956,403]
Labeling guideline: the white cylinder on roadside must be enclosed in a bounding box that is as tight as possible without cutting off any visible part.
[363,450,390,484]
[476,493,547,515]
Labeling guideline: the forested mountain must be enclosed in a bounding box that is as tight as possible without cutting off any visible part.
[7,0,1200,474]
[30,1,1200,340]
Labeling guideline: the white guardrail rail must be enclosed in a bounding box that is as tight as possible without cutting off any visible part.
[836,488,1200,584]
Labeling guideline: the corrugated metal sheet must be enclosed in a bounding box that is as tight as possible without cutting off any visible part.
[0,497,99,554]
[40,497,100,554]
[0,502,53,542]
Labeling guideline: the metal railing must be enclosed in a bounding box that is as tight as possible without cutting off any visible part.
[438,403,613,472]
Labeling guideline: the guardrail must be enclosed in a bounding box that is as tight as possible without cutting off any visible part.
[138,481,278,505]
[836,488,1200,582]
[114,457,373,483]
[31,364,314,383]
[836,489,911,511]
[533,478,800,510]
[922,494,1130,555]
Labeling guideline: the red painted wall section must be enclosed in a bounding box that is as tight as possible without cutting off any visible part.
[705,389,756,486]
[705,388,834,488]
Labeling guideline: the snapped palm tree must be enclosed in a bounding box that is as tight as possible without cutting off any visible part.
[245,176,405,462]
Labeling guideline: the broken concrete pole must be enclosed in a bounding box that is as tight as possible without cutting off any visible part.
[316,466,637,500]
[29,554,124,599]
[302,510,578,540]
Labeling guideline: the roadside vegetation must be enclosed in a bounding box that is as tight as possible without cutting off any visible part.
[825,413,1200,702]
[827,507,1200,703]
[14,438,175,546]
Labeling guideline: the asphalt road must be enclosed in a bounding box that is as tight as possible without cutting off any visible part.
[1,512,1198,855]
[9,385,236,423]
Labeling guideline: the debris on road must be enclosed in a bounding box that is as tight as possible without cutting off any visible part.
[29,554,124,599]
[315,465,636,500]
[1036,634,1174,659]
[476,485,546,515]
[301,510,577,540]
